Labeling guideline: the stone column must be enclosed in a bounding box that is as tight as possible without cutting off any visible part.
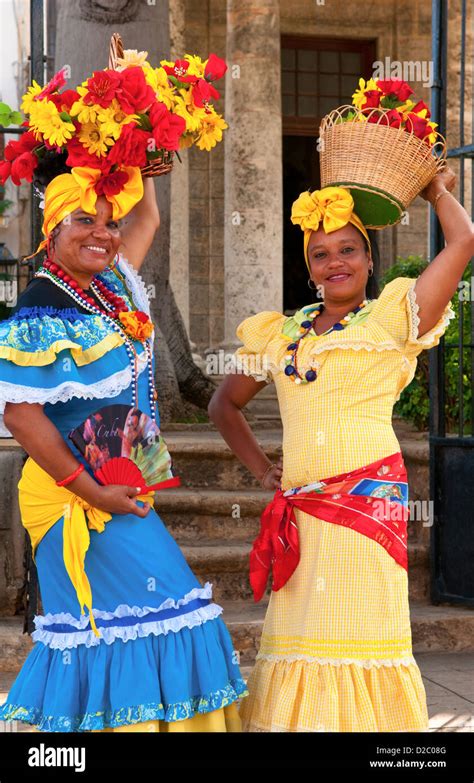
[169,0,190,333]
[223,0,283,346]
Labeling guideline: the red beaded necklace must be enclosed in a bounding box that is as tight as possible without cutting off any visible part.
[40,258,129,319]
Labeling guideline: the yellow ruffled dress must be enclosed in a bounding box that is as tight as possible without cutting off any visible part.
[233,277,455,732]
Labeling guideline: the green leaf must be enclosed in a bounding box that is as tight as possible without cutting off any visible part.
[136,113,152,131]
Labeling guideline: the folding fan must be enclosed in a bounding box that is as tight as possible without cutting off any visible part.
[68,404,180,492]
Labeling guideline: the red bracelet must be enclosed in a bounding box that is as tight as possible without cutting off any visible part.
[55,462,85,487]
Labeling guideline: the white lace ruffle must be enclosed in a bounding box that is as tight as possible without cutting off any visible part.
[256,653,417,669]
[406,283,456,347]
[229,354,273,384]
[32,583,222,649]
[116,254,154,351]
[0,352,148,436]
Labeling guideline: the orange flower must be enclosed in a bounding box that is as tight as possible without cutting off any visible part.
[118,310,154,340]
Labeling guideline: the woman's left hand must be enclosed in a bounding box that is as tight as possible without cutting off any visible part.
[420,165,456,203]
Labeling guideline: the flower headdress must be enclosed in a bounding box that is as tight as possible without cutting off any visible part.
[291,186,371,270]
[0,49,228,254]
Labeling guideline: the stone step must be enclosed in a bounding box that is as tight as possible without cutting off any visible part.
[178,539,429,602]
[223,599,474,665]
[2,600,474,676]
[162,428,429,492]
[155,488,272,541]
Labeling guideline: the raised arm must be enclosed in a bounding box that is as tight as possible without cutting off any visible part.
[413,166,474,337]
[208,373,282,490]
[119,177,160,271]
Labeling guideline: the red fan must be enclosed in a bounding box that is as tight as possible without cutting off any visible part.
[68,404,181,492]
[94,456,180,493]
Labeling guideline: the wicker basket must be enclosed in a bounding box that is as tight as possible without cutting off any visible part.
[108,32,174,178]
[319,105,447,228]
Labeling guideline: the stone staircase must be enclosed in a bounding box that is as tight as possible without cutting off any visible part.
[2,419,474,679]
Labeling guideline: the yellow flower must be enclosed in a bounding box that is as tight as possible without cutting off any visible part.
[21,81,42,115]
[178,133,195,150]
[351,78,381,110]
[174,88,207,133]
[96,100,138,140]
[70,86,102,124]
[78,121,115,156]
[28,99,76,146]
[143,67,175,110]
[397,98,415,116]
[184,54,206,79]
[426,121,439,145]
[114,49,149,70]
[195,111,228,151]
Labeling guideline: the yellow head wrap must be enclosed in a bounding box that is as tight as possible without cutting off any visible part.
[290,186,372,271]
[34,165,144,255]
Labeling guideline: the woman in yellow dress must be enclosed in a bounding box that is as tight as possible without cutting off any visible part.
[208,167,474,732]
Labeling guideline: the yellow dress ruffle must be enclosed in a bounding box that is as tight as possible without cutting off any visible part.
[234,277,455,732]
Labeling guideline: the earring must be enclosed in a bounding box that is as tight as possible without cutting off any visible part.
[307,278,317,289]
[368,266,374,277]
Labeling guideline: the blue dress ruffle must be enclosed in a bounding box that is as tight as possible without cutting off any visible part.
[0,255,248,730]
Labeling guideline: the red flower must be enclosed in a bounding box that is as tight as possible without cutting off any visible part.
[192,78,220,109]
[118,67,156,114]
[4,131,38,161]
[204,54,227,82]
[163,60,197,84]
[65,137,104,169]
[362,90,382,111]
[410,100,431,118]
[135,310,149,323]
[406,112,431,141]
[376,79,414,102]
[149,102,185,151]
[36,68,67,100]
[59,89,80,112]
[95,169,129,197]
[10,151,38,185]
[384,109,403,128]
[0,160,12,185]
[107,124,150,167]
[83,69,122,108]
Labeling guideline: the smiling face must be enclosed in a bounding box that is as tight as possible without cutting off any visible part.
[307,223,371,305]
[50,196,122,289]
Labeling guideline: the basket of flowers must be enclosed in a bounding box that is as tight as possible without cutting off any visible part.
[0,32,228,190]
[319,78,447,228]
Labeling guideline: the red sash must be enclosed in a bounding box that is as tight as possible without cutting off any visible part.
[250,451,409,602]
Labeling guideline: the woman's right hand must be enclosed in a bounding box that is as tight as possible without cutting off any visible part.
[92,485,152,517]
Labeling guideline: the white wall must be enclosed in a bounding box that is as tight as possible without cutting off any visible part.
[0,0,30,258]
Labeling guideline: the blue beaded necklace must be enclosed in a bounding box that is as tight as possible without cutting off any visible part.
[284,298,371,384]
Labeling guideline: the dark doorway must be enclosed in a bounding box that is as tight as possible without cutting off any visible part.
[281,35,377,312]
[283,136,320,313]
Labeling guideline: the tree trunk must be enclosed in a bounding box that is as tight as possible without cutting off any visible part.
[53,0,216,422]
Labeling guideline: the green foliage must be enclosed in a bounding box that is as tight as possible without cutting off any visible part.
[380,255,471,432]
[0,101,22,127]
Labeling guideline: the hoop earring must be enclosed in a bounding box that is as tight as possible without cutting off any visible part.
[368,266,374,277]
[307,278,317,289]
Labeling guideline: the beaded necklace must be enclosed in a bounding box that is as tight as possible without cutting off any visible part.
[284,298,371,384]
[34,258,158,420]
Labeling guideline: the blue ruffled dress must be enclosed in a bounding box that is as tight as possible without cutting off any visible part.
[0,254,247,731]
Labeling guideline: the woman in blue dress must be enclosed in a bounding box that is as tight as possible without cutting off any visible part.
[0,167,247,732]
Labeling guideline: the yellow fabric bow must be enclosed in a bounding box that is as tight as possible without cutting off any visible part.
[18,456,155,638]
[290,186,371,270]
[33,165,144,255]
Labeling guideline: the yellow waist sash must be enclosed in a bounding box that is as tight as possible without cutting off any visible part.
[18,456,155,638]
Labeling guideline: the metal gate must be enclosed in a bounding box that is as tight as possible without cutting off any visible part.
[430,0,474,605]
[0,0,49,631]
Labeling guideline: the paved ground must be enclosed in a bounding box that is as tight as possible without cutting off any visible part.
[1,651,473,733]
